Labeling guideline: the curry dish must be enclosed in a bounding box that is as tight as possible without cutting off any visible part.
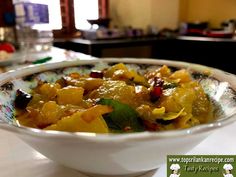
[15,63,213,133]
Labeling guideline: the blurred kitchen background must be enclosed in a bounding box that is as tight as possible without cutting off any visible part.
[0,0,236,73]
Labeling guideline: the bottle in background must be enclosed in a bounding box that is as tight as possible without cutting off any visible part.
[13,0,53,56]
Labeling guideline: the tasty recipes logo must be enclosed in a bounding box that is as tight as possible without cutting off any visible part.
[167,155,236,177]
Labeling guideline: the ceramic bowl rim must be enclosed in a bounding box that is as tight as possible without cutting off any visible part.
[0,58,236,142]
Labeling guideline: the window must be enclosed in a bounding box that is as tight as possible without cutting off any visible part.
[33,0,108,37]
[74,0,99,30]
[33,0,62,30]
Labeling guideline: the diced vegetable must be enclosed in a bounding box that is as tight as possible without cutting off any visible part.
[81,105,113,123]
[82,78,104,92]
[89,80,140,107]
[152,107,165,115]
[39,83,61,99]
[129,70,148,85]
[45,112,109,133]
[170,69,192,83]
[57,86,84,105]
[158,65,171,77]
[104,63,128,78]
[156,108,185,121]
[145,65,171,80]
[104,63,148,85]
[40,101,63,125]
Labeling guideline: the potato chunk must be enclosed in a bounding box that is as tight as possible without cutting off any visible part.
[39,101,62,125]
[81,105,113,123]
[45,105,112,133]
[170,69,192,83]
[39,83,61,100]
[159,82,196,113]
[57,86,84,105]
[104,63,128,78]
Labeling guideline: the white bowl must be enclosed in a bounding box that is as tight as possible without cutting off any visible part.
[0,58,236,176]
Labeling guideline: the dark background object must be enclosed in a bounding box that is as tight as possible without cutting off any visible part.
[187,21,209,30]
[183,21,209,36]
[87,18,111,28]
[152,36,236,74]
[54,36,236,74]
[3,12,15,26]
[0,0,15,27]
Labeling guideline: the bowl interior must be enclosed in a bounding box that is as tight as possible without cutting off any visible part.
[0,59,236,130]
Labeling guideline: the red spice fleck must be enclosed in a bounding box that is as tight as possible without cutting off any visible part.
[150,86,163,102]
[90,70,104,78]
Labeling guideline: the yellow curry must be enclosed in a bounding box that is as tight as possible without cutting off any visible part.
[15,63,213,133]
